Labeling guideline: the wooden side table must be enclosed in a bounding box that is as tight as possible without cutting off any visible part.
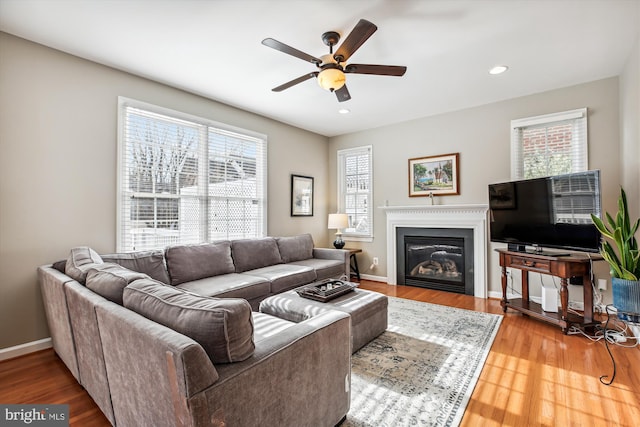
[344,248,362,280]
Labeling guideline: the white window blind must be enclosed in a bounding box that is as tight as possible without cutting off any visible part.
[511,108,588,180]
[117,97,267,252]
[549,172,601,225]
[337,146,373,240]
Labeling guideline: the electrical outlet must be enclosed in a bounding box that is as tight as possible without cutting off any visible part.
[598,278,607,291]
[372,257,379,265]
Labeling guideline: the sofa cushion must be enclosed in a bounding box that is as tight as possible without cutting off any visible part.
[176,273,271,301]
[245,264,316,294]
[86,263,148,305]
[101,250,170,284]
[66,247,103,284]
[276,234,314,263]
[165,242,235,286]
[123,279,254,364]
[286,258,345,281]
[231,237,282,273]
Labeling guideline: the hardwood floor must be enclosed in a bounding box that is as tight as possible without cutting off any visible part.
[360,281,640,427]
[1,280,638,426]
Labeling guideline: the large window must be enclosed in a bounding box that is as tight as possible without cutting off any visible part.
[511,108,588,180]
[117,97,267,251]
[337,146,373,241]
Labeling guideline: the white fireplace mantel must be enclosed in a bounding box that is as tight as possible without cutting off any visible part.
[381,204,489,298]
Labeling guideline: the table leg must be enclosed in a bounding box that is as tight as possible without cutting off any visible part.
[583,274,594,324]
[501,265,508,312]
[560,278,569,322]
[521,270,529,310]
[350,253,360,281]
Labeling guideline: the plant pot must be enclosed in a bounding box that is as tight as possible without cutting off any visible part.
[612,277,640,323]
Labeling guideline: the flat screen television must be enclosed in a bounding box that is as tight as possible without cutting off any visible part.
[488,170,602,254]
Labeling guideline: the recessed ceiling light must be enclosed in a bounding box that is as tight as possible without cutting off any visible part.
[338,109,351,114]
[489,65,509,75]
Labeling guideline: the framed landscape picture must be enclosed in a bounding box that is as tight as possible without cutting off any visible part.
[291,174,314,216]
[409,153,460,197]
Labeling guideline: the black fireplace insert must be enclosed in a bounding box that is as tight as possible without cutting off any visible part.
[396,227,474,295]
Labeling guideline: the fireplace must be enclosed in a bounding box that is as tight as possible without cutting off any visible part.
[397,228,474,294]
[382,204,489,298]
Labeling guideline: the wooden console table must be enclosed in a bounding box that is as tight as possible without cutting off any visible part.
[497,249,601,334]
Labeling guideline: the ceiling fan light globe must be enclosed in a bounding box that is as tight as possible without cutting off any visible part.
[318,68,346,91]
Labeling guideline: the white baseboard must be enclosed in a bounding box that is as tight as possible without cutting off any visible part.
[0,338,52,362]
[359,273,388,283]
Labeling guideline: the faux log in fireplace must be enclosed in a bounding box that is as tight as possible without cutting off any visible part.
[396,227,475,295]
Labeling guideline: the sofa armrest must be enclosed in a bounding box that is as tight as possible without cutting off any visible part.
[95,303,219,427]
[313,248,350,277]
[194,310,351,427]
[38,266,80,381]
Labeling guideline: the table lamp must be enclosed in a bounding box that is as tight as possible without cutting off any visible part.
[328,213,349,249]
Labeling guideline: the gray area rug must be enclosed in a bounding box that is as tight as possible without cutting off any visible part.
[344,296,502,427]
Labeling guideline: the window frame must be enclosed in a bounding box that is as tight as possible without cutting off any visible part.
[116,97,267,252]
[510,108,588,180]
[337,145,373,242]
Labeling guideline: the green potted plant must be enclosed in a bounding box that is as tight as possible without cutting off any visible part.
[591,188,640,322]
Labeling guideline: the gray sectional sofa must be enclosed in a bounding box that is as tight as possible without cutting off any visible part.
[39,234,352,426]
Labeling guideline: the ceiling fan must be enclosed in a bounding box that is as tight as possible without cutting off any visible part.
[262,19,407,102]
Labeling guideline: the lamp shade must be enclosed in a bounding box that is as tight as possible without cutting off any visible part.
[328,213,349,229]
[317,67,346,92]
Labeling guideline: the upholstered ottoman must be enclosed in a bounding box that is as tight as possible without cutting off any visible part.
[259,286,388,353]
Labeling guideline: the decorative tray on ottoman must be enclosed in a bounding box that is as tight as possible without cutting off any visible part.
[296,279,358,302]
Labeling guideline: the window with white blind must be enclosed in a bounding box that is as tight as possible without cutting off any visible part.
[117,97,267,252]
[337,146,373,241]
[511,108,588,180]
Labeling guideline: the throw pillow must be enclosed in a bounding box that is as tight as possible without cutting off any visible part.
[65,247,103,284]
[86,263,148,305]
[231,237,282,272]
[164,241,235,286]
[276,234,314,263]
[123,278,254,364]
[102,250,170,284]
[51,260,67,273]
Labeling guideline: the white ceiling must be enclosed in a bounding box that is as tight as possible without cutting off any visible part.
[1,0,638,137]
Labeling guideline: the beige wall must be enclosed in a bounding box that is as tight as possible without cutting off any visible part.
[0,33,329,349]
[1,28,636,350]
[620,35,640,219]
[329,77,622,300]
[619,33,640,338]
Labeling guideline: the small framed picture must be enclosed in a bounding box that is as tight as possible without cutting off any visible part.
[409,153,460,197]
[291,174,314,216]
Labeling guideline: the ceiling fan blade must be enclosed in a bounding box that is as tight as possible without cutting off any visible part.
[334,19,377,63]
[344,64,407,76]
[335,85,351,102]
[262,38,322,65]
[271,72,318,92]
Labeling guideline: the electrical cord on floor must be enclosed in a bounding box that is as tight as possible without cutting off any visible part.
[599,305,618,385]
[567,305,640,386]
[567,314,639,346]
